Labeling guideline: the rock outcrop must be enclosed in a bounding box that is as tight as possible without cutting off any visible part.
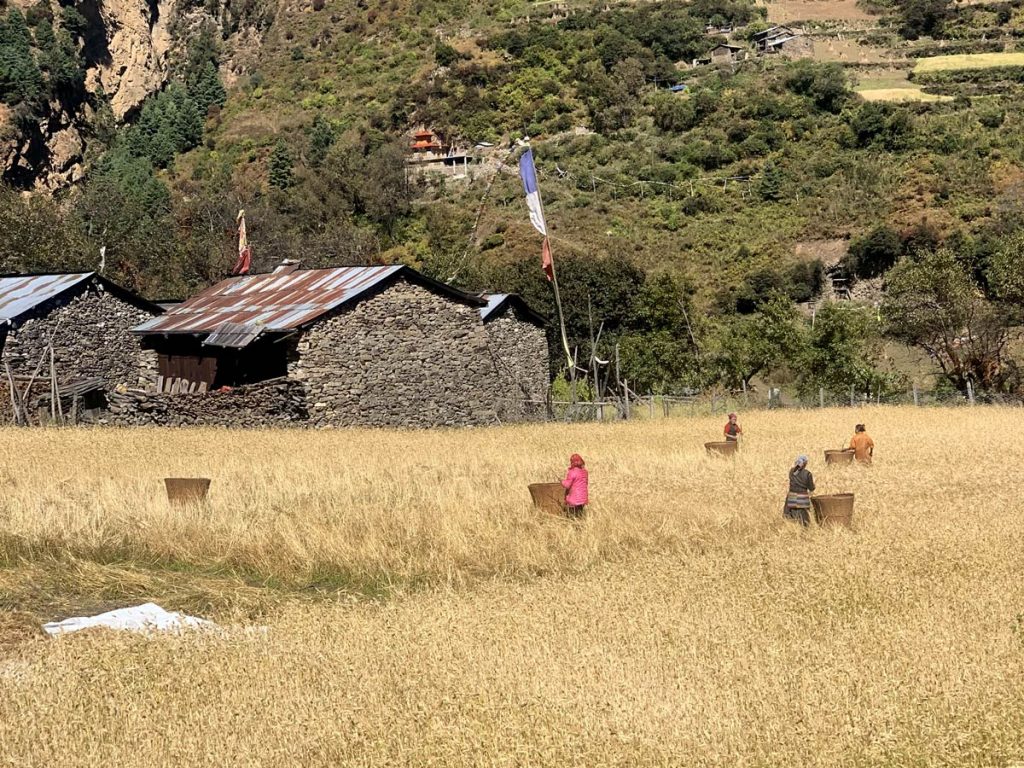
[0,0,267,190]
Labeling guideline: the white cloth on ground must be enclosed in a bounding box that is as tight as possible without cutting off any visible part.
[42,603,216,636]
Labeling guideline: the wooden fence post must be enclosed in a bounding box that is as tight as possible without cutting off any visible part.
[967,379,975,405]
[819,387,825,409]
[912,384,919,407]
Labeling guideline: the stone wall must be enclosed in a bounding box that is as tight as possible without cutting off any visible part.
[292,278,541,427]
[484,313,550,420]
[1,283,156,389]
[107,378,307,427]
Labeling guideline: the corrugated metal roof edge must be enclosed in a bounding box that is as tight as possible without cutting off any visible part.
[481,294,547,327]
[0,271,165,321]
[133,265,488,336]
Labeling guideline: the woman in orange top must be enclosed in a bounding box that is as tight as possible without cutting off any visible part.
[848,424,874,464]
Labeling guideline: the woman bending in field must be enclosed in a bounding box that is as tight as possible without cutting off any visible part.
[784,455,815,527]
[562,454,589,518]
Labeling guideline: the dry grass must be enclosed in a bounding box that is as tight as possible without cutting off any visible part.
[2,409,1024,766]
[913,51,1024,73]
[762,0,874,23]
[855,71,953,102]
[857,87,953,101]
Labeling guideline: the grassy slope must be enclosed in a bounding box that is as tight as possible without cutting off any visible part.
[159,0,1024,309]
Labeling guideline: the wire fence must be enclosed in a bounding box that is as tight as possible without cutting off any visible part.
[537,385,1024,422]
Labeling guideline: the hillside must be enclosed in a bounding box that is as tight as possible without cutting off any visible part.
[3,0,1024,395]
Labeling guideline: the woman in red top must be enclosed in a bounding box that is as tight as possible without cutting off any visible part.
[562,454,589,518]
[724,412,743,442]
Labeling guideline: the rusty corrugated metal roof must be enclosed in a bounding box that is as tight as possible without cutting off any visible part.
[203,321,264,349]
[0,273,95,325]
[135,265,418,336]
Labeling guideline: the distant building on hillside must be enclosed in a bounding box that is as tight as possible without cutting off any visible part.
[0,273,162,422]
[693,43,747,67]
[406,126,480,179]
[122,263,549,428]
[752,26,814,58]
[710,43,746,65]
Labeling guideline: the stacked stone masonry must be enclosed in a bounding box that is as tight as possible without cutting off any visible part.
[110,278,550,428]
[107,379,306,427]
[483,312,549,420]
[292,279,546,427]
[2,285,156,388]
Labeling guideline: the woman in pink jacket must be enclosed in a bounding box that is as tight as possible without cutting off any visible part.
[562,454,589,518]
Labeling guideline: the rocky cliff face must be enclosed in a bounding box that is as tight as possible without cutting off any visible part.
[83,0,176,121]
[0,0,265,190]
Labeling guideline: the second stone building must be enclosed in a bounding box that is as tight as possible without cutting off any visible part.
[133,263,549,427]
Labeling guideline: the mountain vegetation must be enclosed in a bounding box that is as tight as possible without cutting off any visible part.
[3,0,1024,396]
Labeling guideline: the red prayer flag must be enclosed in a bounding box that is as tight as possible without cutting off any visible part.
[232,209,252,275]
[542,237,553,282]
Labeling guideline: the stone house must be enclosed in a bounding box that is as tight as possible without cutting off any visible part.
[128,264,549,428]
[0,273,162,419]
[709,43,745,65]
[752,26,814,59]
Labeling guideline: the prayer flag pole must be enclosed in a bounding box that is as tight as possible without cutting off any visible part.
[518,147,575,398]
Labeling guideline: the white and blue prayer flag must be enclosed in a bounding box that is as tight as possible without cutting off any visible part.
[518,148,548,237]
[518,148,553,280]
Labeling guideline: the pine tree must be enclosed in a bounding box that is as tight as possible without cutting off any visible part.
[269,139,294,189]
[307,113,335,168]
[188,61,226,115]
[0,9,45,105]
[756,161,785,202]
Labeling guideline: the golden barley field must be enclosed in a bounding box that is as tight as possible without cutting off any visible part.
[2,408,1024,767]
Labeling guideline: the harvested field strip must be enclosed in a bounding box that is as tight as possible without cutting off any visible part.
[857,87,953,101]
[3,410,1024,764]
[913,51,1024,72]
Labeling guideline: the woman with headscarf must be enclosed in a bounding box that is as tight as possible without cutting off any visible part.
[723,412,743,443]
[561,454,589,518]
[784,455,815,526]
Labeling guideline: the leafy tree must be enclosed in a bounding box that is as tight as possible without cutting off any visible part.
[898,0,951,39]
[797,302,881,396]
[618,272,701,392]
[845,225,901,279]
[76,149,174,292]
[706,295,806,386]
[846,102,914,150]
[434,41,462,68]
[0,184,87,273]
[269,139,295,189]
[882,249,1010,393]
[985,232,1024,310]
[782,61,849,113]
[358,141,409,233]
